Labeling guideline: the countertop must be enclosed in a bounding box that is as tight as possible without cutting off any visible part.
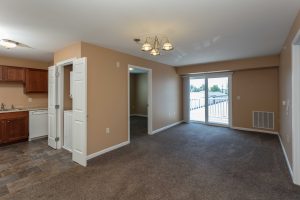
[0,107,47,114]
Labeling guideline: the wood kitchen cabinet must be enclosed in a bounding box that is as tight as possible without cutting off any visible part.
[0,66,25,82]
[0,111,29,145]
[24,68,48,93]
[0,66,3,81]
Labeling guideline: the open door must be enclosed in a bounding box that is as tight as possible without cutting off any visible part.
[72,58,87,166]
[48,66,57,149]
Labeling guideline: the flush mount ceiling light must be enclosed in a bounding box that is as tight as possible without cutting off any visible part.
[134,35,174,56]
[0,39,32,49]
[0,39,17,49]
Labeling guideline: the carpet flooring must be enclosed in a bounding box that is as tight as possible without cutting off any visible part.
[2,121,300,200]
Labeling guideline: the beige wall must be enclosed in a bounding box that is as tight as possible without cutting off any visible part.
[81,42,182,155]
[232,68,279,131]
[177,56,279,132]
[54,42,82,64]
[130,73,148,115]
[64,65,72,110]
[0,55,49,109]
[176,55,280,75]
[130,74,137,114]
[54,42,182,155]
[279,10,300,166]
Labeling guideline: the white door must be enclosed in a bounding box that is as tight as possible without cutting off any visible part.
[48,66,57,149]
[72,58,87,166]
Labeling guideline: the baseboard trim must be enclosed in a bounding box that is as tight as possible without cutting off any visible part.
[28,135,48,141]
[62,146,72,153]
[130,114,148,117]
[232,127,278,135]
[87,141,130,160]
[150,121,183,135]
[278,135,294,179]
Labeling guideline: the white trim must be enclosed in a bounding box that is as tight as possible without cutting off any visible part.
[130,114,148,117]
[28,135,48,142]
[150,121,183,135]
[232,127,278,135]
[128,65,153,139]
[87,141,130,160]
[63,146,72,153]
[278,135,294,179]
[189,72,233,78]
[55,57,77,66]
[292,30,300,185]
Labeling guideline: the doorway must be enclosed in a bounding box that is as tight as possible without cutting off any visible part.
[189,73,232,126]
[128,65,152,140]
[48,58,87,167]
[292,30,300,185]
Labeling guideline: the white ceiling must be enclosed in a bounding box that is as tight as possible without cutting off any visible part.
[0,0,299,66]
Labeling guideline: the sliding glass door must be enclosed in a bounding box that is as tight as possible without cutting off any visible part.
[189,78,206,122]
[189,74,231,126]
[208,77,229,125]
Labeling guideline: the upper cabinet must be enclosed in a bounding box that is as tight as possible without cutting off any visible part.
[24,68,48,93]
[0,66,25,82]
[0,66,48,93]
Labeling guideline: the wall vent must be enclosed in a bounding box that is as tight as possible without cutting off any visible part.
[253,111,274,130]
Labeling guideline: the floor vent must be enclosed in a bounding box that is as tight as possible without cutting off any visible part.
[253,111,274,130]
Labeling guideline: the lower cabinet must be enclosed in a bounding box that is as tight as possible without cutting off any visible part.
[0,111,29,145]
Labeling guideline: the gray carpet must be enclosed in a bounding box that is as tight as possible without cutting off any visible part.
[3,122,300,200]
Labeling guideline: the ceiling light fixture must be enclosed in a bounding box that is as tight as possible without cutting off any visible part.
[0,39,17,49]
[134,35,174,56]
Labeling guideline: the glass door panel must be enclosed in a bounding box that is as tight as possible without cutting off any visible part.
[207,77,229,125]
[189,78,205,122]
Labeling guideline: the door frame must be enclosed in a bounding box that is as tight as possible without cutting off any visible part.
[57,58,76,149]
[292,30,300,185]
[128,65,153,140]
[189,72,233,127]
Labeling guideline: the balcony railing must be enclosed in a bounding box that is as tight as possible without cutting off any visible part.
[190,95,229,124]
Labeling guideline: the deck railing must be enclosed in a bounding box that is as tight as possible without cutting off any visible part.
[190,95,229,121]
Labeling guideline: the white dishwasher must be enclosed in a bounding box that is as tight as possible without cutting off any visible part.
[29,110,48,141]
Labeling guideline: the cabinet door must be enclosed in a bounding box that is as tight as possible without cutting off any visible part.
[5,115,28,142]
[25,69,48,93]
[0,120,5,144]
[3,67,25,82]
[0,66,4,81]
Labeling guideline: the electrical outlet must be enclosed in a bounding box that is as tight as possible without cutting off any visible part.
[106,128,110,134]
[28,98,33,103]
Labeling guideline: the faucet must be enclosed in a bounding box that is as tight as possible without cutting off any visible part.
[1,103,5,111]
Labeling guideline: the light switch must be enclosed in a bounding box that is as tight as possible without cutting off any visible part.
[28,98,33,103]
[282,101,286,106]
[236,96,241,100]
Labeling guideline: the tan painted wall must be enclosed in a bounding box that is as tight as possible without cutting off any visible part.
[176,55,280,75]
[177,56,279,132]
[279,10,300,166]
[64,65,72,110]
[130,74,137,114]
[54,42,82,64]
[232,68,279,131]
[130,73,148,115]
[0,55,49,109]
[81,42,182,155]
